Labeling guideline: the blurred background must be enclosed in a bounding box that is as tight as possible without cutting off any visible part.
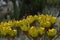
[0,0,60,21]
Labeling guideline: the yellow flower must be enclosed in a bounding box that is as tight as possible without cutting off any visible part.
[20,25,30,31]
[33,15,38,20]
[50,17,56,24]
[26,15,35,24]
[29,26,38,37]
[7,20,14,27]
[46,15,51,21]
[9,30,17,37]
[47,28,57,37]
[45,21,51,28]
[15,20,20,27]
[38,27,45,35]
[0,27,7,36]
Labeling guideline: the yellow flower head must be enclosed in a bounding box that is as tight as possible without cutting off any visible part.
[47,28,57,37]
[29,26,38,38]
[38,27,45,35]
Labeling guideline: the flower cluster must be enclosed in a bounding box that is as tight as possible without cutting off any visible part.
[0,21,17,37]
[38,14,56,28]
[0,14,57,38]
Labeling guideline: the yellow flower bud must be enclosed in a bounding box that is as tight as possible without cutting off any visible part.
[20,25,30,32]
[29,26,38,38]
[34,15,38,20]
[38,27,45,35]
[47,28,57,37]
[50,17,56,24]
